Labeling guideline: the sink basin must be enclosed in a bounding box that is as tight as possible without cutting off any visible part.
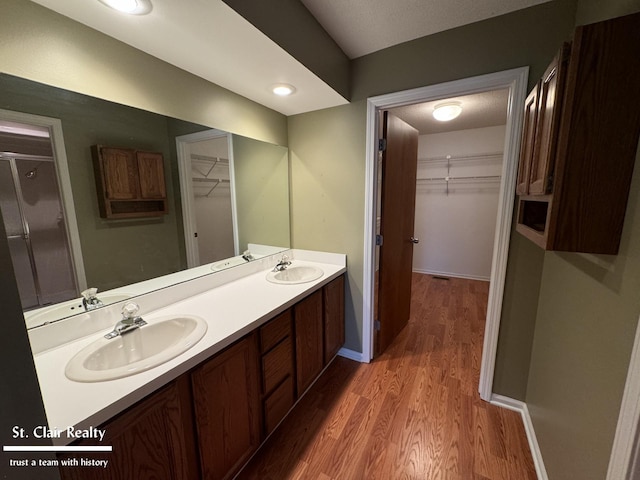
[266,266,324,285]
[24,293,133,328]
[65,315,207,382]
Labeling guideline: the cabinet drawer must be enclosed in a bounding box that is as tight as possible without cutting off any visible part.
[259,310,292,353]
[262,336,293,394]
[263,376,295,435]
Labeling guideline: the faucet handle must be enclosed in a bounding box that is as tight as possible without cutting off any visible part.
[121,302,140,320]
[81,288,98,300]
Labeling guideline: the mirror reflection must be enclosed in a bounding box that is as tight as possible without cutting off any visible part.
[0,73,290,329]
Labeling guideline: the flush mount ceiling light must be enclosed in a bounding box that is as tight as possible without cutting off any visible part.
[98,0,152,15]
[272,84,297,97]
[433,102,462,122]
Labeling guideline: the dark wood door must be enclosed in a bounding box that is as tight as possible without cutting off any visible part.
[191,333,261,480]
[377,112,419,355]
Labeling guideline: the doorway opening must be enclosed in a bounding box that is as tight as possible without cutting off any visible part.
[176,129,238,269]
[0,110,86,310]
[364,67,529,400]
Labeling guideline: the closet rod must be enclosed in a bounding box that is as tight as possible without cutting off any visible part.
[190,154,229,163]
[417,175,501,182]
[192,178,230,183]
[418,151,503,163]
[193,178,230,197]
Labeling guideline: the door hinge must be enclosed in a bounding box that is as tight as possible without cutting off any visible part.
[546,175,554,192]
[376,234,383,246]
[374,320,381,331]
[378,139,387,152]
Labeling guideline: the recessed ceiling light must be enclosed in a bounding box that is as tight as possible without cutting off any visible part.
[272,84,297,96]
[98,0,152,15]
[433,102,462,122]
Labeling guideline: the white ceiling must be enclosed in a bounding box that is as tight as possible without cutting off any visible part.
[28,0,546,117]
[28,0,348,116]
[391,89,509,135]
[301,0,553,59]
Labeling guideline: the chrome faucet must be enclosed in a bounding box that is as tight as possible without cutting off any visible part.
[104,302,147,339]
[81,288,104,311]
[242,250,254,262]
[272,254,291,272]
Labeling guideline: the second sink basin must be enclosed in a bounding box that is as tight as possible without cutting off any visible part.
[266,265,324,285]
[65,315,207,382]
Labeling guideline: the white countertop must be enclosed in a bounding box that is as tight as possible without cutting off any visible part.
[32,251,346,445]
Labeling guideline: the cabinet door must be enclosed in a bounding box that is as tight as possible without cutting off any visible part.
[516,84,539,196]
[323,275,345,364]
[100,147,139,200]
[294,290,324,395]
[528,44,569,195]
[191,333,261,480]
[58,377,199,480]
[136,151,167,199]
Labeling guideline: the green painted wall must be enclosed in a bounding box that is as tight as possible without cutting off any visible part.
[524,1,640,478]
[526,145,640,478]
[232,135,291,251]
[289,1,577,393]
[289,102,367,351]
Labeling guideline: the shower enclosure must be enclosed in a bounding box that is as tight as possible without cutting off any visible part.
[0,152,78,310]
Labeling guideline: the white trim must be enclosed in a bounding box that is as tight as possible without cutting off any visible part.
[176,129,238,269]
[607,315,640,480]
[490,393,548,480]
[412,268,491,282]
[0,108,87,293]
[363,68,529,393]
[337,347,368,363]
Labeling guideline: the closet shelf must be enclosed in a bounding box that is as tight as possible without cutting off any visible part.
[418,152,503,164]
[417,175,501,182]
[193,178,230,197]
[191,154,229,178]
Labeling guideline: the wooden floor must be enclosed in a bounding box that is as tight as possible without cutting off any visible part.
[240,274,536,480]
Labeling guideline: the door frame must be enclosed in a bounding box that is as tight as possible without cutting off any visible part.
[0,108,87,294]
[176,129,238,268]
[363,67,529,401]
[607,314,640,479]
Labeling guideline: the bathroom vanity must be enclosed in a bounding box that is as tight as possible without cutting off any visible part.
[28,250,346,480]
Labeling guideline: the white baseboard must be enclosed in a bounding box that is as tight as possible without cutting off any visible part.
[490,394,548,480]
[338,347,369,363]
[412,268,490,282]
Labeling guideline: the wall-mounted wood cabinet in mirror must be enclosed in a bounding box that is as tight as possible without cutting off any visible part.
[92,145,169,219]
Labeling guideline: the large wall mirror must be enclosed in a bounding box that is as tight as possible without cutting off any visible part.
[0,73,290,330]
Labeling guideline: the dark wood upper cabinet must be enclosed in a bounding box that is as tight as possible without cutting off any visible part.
[516,83,540,196]
[527,43,569,195]
[516,13,640,254]
[92,145,168,219]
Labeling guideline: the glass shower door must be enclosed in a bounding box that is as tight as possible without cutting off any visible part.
[0,155,78,310]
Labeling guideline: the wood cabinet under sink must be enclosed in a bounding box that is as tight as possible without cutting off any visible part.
[58,274,345,480]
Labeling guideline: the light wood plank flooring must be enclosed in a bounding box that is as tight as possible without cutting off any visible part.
[240,273,536,479]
